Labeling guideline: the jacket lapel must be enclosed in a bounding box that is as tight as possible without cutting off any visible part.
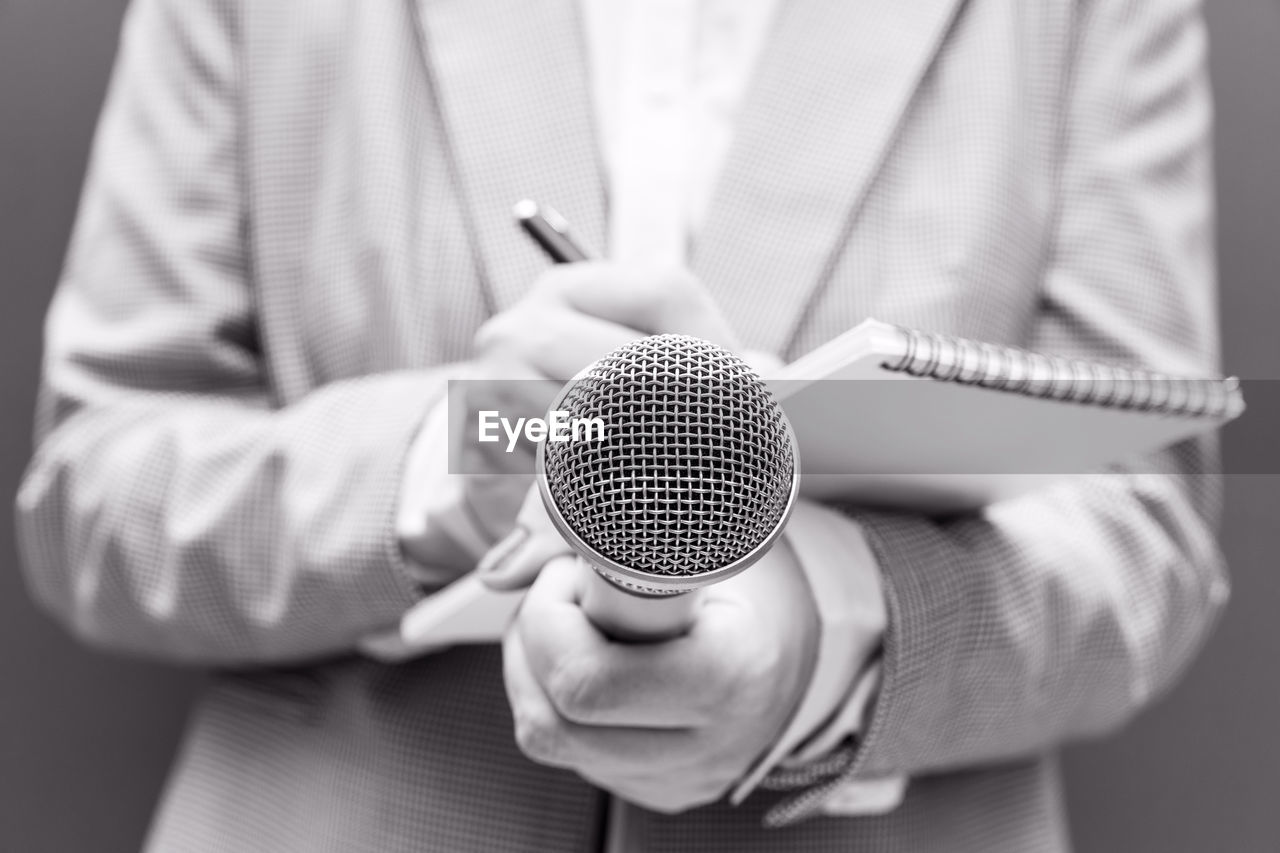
[412,0,606,313]
[692,0,965,355]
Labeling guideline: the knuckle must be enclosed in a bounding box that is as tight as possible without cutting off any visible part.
[513,707,561,764]
[545,656,601,723]
[736,655,782,715]
[739,628,783,679]
[650,270,721,337]
[531,266,587,300]
[477,309,559,365]
[685,780,728,811]
[698,659,749,713]
[474,313,515,353]
[703,775,733,800]
[700,647,775,720]
[659,269,706,307]
[638,790,698,815]
[528,318,561,354]
[659,267,699,295]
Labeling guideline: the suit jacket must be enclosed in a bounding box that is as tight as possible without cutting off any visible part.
[16,0,1228,850]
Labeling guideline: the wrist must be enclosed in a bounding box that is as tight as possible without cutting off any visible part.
[396,395,494,580]
[729,500,887,805]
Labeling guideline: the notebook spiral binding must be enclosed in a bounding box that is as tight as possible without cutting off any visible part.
[880,326,1240,419]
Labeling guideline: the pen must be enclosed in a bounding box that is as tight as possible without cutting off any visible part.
[513,199,597,263]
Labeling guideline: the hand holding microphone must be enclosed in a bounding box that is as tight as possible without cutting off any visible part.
[480,317,814,810]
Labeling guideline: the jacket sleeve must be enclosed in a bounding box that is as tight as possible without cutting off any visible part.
[14,0,444,665]
[830,0,1227,791]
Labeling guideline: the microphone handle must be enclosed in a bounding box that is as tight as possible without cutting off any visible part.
[579,561,702,642]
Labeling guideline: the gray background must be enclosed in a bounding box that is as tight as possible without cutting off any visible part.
[1,2,1276,851]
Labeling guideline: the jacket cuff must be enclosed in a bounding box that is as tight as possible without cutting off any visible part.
[756,507,959,824]
[729,500,888,807]
[348,371,456,635]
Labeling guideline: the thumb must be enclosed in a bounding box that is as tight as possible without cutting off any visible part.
[478,486,573,590]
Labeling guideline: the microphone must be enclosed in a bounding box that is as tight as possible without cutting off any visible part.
[536,334,800,642]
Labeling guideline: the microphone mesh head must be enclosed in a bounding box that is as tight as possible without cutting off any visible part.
[541,335,796,584]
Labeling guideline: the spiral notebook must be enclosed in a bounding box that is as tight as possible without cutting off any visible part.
[774,319,1245,513]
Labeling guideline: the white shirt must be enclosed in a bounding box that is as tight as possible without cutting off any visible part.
[583,0,778,266]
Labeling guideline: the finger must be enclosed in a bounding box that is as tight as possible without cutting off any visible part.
[530,264,740,349]
[516,560,746,727]
[503,626,572,768]
[575,765,728,816]
[455,358,554,473]
[503,628,702,773]
[477,528,572,590]
[597,777,729,816]
[478,492,575,590]
[525,309,640,380]
[475,303,641,380]
[450,364,546,542]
